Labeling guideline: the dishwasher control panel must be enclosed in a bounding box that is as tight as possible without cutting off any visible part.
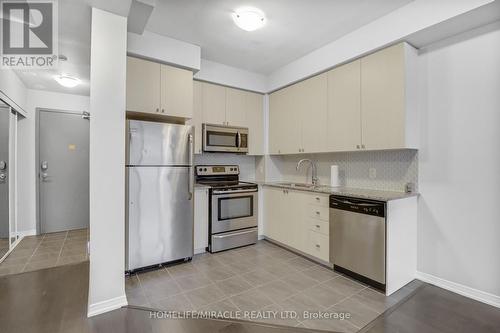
[329,195,386,218]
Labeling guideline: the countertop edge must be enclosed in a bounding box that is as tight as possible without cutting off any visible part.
[261,182,419,202]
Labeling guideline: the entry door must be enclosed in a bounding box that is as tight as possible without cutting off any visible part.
[39,110,89,233]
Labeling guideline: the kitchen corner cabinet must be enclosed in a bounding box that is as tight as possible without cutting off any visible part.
[126,56,193,119]
[269,42,418,154]
[263,186,330,263]
[192,81,264,155]
[194,187,209,254]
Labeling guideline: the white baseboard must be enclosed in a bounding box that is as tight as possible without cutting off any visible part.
[87,295,128,317]
[416,271,500,308]
[18,229,37,237]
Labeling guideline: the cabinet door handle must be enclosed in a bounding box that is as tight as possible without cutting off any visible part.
[156,108,159,113]
[162,109,165,113]
[356,144,360,149]
[315,244,320,248]
[316,211,320,215]
[315,197,320,201]
[361,144,365,149]
[315,224,320,228]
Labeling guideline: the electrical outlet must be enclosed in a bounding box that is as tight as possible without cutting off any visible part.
[369,168,377,179]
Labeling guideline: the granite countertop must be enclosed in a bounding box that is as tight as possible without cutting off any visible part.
[261,182,418,202]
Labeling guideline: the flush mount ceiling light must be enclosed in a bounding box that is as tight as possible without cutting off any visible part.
[232,7,266,32]
[54,74,81,88]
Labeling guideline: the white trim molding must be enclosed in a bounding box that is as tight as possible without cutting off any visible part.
[87,295,128,317]
[416,271,500,309]
[18,229,37,238]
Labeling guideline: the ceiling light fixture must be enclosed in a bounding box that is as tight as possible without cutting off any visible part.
[232,7,266,32]
[54,74,81,88]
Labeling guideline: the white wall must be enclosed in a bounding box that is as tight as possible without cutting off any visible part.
[17,90,90,235]
[127,30,201,71]
[417,21,500,305]
[195,59,268,93]
[0,68,27,115]
[88,8,128,317]
[267,0,493,91]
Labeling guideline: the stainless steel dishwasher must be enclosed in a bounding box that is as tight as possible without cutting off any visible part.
[329,195,386,291]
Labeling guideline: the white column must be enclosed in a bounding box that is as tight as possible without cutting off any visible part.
[87,8,128,317]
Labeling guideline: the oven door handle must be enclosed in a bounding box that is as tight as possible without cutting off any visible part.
[212,188,258,195]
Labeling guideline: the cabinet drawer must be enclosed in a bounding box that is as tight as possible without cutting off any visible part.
[307,231,329,262]
[308,218,329,236]
[308,205,329,221]
[308,194,329,207]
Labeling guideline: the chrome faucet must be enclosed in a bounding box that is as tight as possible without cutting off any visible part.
[296,159,319,186]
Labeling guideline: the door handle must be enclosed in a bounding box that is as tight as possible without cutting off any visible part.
[40,172,48,181]
[0,160,6,170]
[0,173,6,181]
[188,134,194,200]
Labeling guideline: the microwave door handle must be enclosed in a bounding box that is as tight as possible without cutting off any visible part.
[236,131,241,148]
[188,134,194,200]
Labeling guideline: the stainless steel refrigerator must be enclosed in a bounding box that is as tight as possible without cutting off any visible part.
[126,120,194,272]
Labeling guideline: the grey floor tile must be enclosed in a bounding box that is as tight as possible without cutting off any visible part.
[222,259,255,274]
[198,298,241,318]
[6,248,36,259]
[200,266,236,282]
[241,268,277,287]
[60,248,86,257]
[30,253,59,262]
[0,265,24,276]
[215,276,253,296]
[126,288,150,307]
[137,268,173,289]
[287,256,318,271]
[57,254,87,265]
[302,316,359,333]
[261,261,299,278]
[278,292,323,320]
[151,293,194,312]
[185,285,225,309]
[331,297,380,329]
[23,258,58,272]
[125,275,141,291]
[251,303,302,327]
[33,246,61,255]
[175,274,213,292]
[257,280,298,303]
[143,280,182,302]
[322,275,366,297]
[281,271,319,292]
[0,256,29,268]
[229,288,274,312]
[350,288,398,314]
[167,262,199,278]
[301,265,340,283]
[301,284,347,309]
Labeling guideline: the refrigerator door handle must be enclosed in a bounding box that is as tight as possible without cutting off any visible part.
[188,133,194,200]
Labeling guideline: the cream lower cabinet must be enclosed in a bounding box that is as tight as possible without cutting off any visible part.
[194,187,209,254]
[263,186,330,262]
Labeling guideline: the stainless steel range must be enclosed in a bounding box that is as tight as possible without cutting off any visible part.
[196,165,258,253]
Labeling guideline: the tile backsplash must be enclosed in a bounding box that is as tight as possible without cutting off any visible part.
[268,149,418,192]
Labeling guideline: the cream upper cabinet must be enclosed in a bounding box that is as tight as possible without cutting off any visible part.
[327,60,361,151]
[225,87,247,127]
[202,82,226,125]
[126,57,161,114]
[126,56,193,118]
[361,43,415,150]
[269,85,301,154]
[297,73,328,153]
[246,92,264,155]
[160,64,193,118]
[187,80,203,154]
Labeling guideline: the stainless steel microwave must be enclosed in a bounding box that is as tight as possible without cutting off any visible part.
[203,124,248,153]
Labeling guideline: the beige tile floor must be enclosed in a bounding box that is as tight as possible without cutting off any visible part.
[126,240,420,332]
[0,228,89,277]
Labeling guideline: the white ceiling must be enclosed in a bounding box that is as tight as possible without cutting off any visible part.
[145,0,413,74]
[14,0,413,96]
